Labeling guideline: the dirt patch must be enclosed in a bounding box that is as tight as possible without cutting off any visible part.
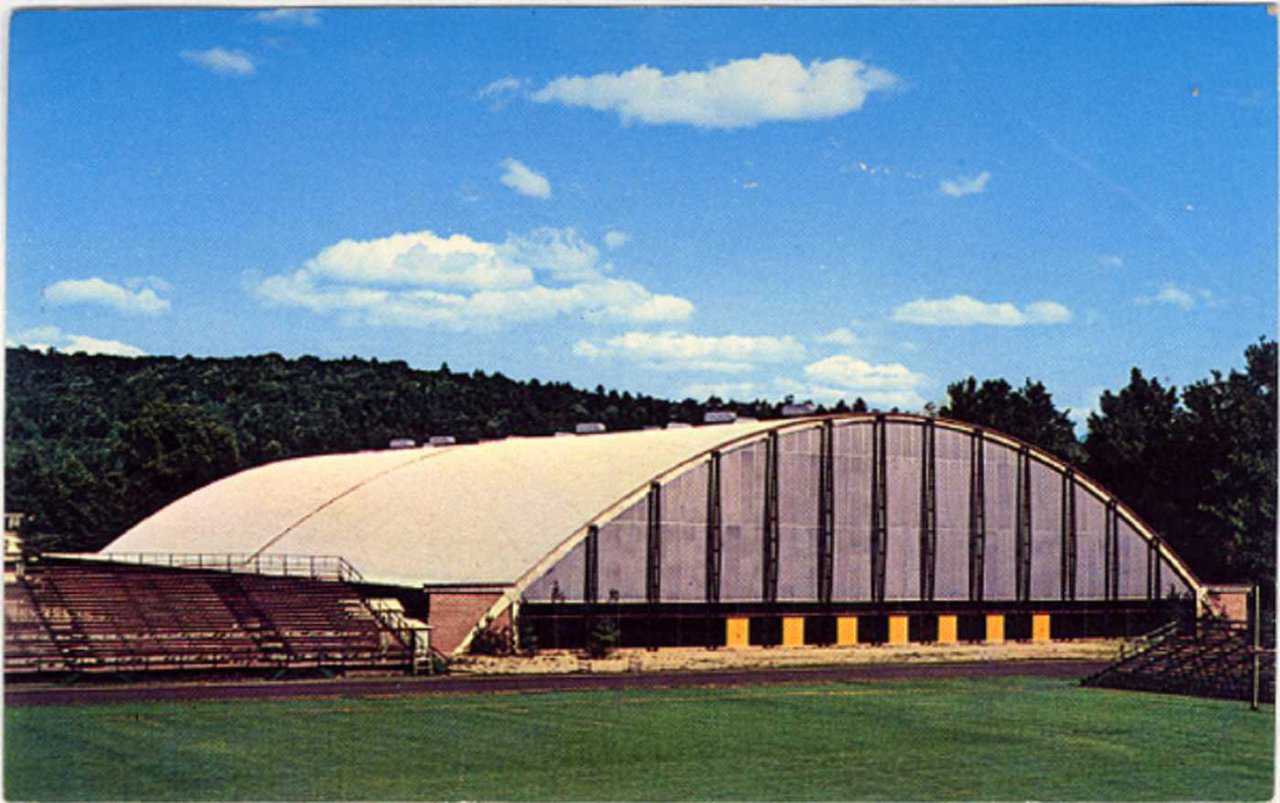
[451,639,1122,676]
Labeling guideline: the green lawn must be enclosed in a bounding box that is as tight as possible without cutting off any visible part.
[5,676,1273,801]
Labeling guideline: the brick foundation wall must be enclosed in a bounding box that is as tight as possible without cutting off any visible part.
[427,589,509,653]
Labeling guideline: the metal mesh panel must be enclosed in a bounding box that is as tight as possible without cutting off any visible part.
[832,422,872,601]
[1028,459,1063,600]
[983,442,1018,601]
[934,427,970,600]
[1116,517,1149,599]
[720,440,766,601]
[1074,485,1106,599]
[778,427,821,601]
[1159,560,1192,598]
[598,502,647,602]
[884,422,921,600]
[778,526,818,600]
[660,523,706,601]
[657,463,708,602]
[662,462,709,528]
[778,427,821,527]
[525,540,586,602]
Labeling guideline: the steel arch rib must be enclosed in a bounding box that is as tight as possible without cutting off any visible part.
[455,412,1206,654]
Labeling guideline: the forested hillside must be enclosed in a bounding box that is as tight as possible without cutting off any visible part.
[3,349,837,551]
[5,340,1273,590]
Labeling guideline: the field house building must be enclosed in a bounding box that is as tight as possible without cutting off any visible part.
[88,412,1202,657]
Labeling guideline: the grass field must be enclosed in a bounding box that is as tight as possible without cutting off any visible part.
[5,676,1274,801]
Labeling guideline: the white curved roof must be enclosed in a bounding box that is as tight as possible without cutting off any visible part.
[103,421,780,587]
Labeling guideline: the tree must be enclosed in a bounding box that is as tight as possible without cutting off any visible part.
[941,377,1081,462]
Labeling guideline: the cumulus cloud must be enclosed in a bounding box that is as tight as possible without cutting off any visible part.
[573,331,804,373]
[250,227,692,331]
[305,231,533,290]
[6,326,146,358]
[43,277,171,315]
[253,8,320,26]
[1097,254,1125,268]
[775,354,929,409]
[891,295,1071,326]
[531,53,898,129]
[180,47,256,76]
[603,230,630,250]
[939,171,990,198]
[500,158,552,199]
[1135,282,1208,311]
[816,327,859,347]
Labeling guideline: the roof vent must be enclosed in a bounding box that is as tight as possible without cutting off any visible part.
[703,410,737,424]
[428,435,457,446]
[782,402,817,417]
[575,422,607,435]
[388,438,417,450]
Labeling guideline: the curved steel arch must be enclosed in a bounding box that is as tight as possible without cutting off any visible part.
[459,412,1203,653]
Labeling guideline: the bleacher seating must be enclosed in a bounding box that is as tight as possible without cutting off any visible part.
[4,558,419,678]
[1083,616,1275,703]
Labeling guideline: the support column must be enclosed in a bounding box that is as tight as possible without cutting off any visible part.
[985,613,1005,644]
[836,615,859,646]
[937,614,958,644]
[1032,613,1051,642]
[1061,470,1077,601]
[762,432,780,604]
[919,419,937,601]
[1104,500,1120,601]
[646,482,661,650]
[1015,447,1032,601]
[817,422,835,605]
[888,614,909,646]
[705,451,722,649]
[726,617,749,648]
[969,430,986,602]
[870,415,888,603]
[782,616,805,647]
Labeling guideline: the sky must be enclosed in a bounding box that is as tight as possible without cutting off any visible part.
[7,6,1277,429]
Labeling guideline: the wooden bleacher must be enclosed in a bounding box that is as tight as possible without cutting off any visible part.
[4,557,424,678]
[1083,615,1275,704]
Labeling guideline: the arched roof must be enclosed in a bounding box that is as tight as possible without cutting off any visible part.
[102,413,1203,603]
[102,421,780,586]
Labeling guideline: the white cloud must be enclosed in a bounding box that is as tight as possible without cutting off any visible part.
[180,47,255,77]
[500,227,601,282]
[939,171,990,198]
[531,52,898,130]
[43,277,171,315]
[1098,254,1125,268]
[252,8,320,26]
[307,231,533,290]
[603,230,630,250]
[250,228,692,331]
[479,76,524,97]
[500,158,551,199]
[1135,282,1203,311]
[776,367,928,410]
[6,326,146,357]
[574,331,804,373]
[891,294,1071,326]
[816,327,859,347]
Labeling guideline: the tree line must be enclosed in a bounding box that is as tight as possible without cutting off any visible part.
[5,339,1273,592]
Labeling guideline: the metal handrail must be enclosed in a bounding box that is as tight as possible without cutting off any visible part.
[49,552,366,583]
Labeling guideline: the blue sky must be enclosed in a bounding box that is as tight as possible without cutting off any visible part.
[8,6,1276,428]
